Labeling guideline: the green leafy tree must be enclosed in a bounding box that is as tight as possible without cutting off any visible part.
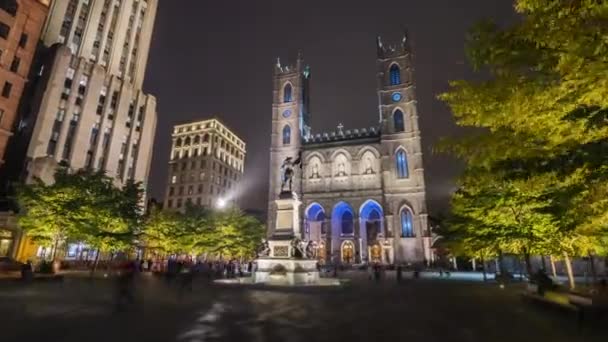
[17,168,144,266]
[142,204,265,260]
[438,0,608,287]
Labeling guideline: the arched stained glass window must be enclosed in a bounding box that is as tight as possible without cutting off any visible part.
[283,83,293,103]
[396,150,409,178]
[282,125,291,145]
[400,208,414,237]
[394,110,404,132]
[390,64,401,86]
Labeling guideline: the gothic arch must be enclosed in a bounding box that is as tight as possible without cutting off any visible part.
[305,151,326,163]
[389,63,401,86]
[282,124,291,145]
[307,155,323,179]
[358,147,380,175]
[283,82,293,103]
[355,145,381,159]
[394,146,410,179]
[331,201,355,236]
[392,107,405,132]
[398,205,415,238]
[305,202,326,222]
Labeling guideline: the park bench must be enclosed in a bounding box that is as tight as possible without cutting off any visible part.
[522,284,608,330]
[568,292,608,323]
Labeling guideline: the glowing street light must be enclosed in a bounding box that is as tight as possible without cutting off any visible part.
[216,198,227,209]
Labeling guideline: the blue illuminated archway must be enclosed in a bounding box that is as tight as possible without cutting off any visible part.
[306,203,325,222]
[332,201,355,236]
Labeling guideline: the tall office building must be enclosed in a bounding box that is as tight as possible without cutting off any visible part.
[0,0,49,166]
[0,0,158,262]
[10,0,158,188]
[0,0,49,259]
[164,119,246,211]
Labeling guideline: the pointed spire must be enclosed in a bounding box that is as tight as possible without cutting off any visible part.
[276,57,281,68]
[376,35,384,58]
[401,29,410,50]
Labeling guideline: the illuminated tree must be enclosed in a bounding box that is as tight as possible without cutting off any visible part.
[439,0,608,287]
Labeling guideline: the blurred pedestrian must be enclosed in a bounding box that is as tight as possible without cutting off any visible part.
[396,265,403,283]
[115,260,137,312]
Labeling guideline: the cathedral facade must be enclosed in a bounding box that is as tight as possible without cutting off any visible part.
[268,33,431,265]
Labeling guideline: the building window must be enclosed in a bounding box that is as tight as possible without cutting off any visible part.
[400,208,414,237]
[394,110,404,132]
[390,64,401,86]
[18,33,28,48]
[0,22,10,39]
[396,149,409,179]
[167,200,173,208]
[282,125,291,145]
[10,56,20,72]
[2,82,12,98]
[171,175,177,184]
[283,83,292,103]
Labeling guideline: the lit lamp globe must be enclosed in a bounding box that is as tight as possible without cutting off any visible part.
[217,198,227,209]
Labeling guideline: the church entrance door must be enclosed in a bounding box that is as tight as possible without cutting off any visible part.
[370,244,382,263]
[341,241,354,264]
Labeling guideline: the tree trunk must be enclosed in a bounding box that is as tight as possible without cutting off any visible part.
[588,254,597,284]
[549,255,557,278]
[540,255,547,271]
[498,250,507,276]
[481,255,487,282]
[563,252,575,290]
[51,237,60,261]
[90,249,100,277]
[523,248,533,276]
[452,257,458,270]
[471,258,476,271]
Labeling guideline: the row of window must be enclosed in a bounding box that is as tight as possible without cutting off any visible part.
[279,64,402,105]
[174,122,245,149]
[170,169,239,186]
[310,207,414,238]
[167,196,215,210]
[168,180,234,197]
[303,149,410,180]
[174,134,243,158]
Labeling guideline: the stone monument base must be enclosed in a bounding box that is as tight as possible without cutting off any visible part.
[253,258,320,286]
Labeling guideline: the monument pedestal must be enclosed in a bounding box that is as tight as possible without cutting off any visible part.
[253,191,322,286]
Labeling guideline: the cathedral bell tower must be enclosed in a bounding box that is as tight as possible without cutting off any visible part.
[376,32,429,263]
[267,53,311,235]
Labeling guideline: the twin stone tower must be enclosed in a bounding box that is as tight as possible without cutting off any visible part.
[257,32,431,285]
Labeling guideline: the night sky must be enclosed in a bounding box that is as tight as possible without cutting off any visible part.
[144,0,518,215]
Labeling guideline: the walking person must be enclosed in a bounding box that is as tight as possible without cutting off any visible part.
[396,264,403,283]
[115,260,137,312]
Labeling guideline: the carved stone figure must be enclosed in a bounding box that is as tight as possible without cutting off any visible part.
[280,152,302,192]
[257,239,270,257]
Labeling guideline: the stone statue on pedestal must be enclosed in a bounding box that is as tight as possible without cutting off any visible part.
[280,152,302,193]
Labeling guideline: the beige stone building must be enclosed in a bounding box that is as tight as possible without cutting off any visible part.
[20,0,158,188]
[268,34,431,265]
[0,0,158,262]
[0,0,49,166]
[164,119,246,211]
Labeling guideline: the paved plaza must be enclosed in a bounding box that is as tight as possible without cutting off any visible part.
[0,274,604,342]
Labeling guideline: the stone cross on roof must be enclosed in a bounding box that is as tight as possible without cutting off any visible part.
[337,123,344,135]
